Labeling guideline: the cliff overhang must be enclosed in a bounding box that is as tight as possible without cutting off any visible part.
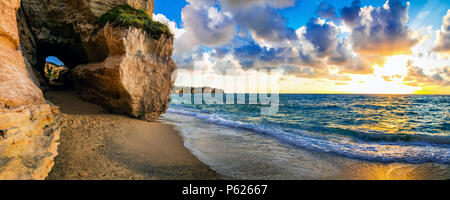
[0,0,176,179]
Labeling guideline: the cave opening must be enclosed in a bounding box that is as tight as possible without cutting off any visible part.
[43,56,70,87]
[16,1,92,90]
[35,41,90,89]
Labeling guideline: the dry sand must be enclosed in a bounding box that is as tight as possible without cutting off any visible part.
[45,90,219,180]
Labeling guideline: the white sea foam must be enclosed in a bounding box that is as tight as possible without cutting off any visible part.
[167,108,450,164]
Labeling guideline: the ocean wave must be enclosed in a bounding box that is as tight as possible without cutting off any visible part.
[167,108,450,164]
[305,126,450,145]
[441,122,450,131]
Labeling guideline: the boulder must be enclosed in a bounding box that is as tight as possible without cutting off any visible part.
[15,0,174,121]
[73,24,176,121]
[17,0,154,70]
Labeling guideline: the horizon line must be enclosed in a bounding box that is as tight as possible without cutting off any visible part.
[172,86,450,95]
[173,92,450,96]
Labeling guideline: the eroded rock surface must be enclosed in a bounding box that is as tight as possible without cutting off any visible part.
[73,25,176,121]
[17,0,155,69]
[0,0,60,180]
[1,0,172,179]
[16,0,173,121]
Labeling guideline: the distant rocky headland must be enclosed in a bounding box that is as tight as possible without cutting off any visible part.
[0,0,176,179]
[172,86,225,94]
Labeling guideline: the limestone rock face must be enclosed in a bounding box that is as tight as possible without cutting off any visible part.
[0,0,60,180]
[18,0,154,69]
[1,0,171,179]
[89,0,154,17]
[73,25,176,121]
[15,0,173,122]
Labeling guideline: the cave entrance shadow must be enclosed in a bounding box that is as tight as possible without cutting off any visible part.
[35,42,89,90]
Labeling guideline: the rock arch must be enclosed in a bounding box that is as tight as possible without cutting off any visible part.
[15,0,174,122]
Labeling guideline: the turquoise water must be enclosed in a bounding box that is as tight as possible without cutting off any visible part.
[166,94,450,164]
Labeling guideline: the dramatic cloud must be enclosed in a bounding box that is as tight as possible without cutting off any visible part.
[304,18,339,57]
[342,0,421,64]
[232,39,301,69]
[316,2,337,20]
[340,0,362,26]
[282,66,326,78]
[232,6,298,45]
[328,41,353,65]
[281,65,353,81]
[173,0,298,52]
[433,10,450,52]
[170,0,443,89]
[175,0,236,53]
[219,0,295,9]
[173,47,208,70]
[404,61,450,87]
[298,18,372,74]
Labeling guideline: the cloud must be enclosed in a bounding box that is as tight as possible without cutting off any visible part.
[171,0,431,85]
[281,65,353,82]
[173,0,298,53]
[338,57,374,74]
[343,0,421,64]
[232,6,298,45]
[232,39,300,69]
[334,82,349,85]
[282,66,324,78]
[211,47,231,58]
[328,41,353,65]
[304,18,339,57]
[153,13,185,38]
[299,18,373,74]
[340,0,361,26]
[316,2,337,20]
[172,47,207,71]
[382,74,402,82]
[281,0,417,76]
[433,10,450,52]
[219,0,295,9]
[175,0,236,53]
[171,0,300,76]
[404,61,450,87]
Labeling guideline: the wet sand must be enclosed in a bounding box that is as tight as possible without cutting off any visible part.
[45,90,219,180]
[44,90,449,180]
[161,113,450,180]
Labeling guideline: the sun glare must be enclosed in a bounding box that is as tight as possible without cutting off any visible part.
[376,55,410,77]
[339,55,418,94]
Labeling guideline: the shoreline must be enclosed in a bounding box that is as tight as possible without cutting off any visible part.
[162,112,450,180]
[42,90,449,180]
[45,90,219,180]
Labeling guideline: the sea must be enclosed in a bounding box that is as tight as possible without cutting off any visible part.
[161,94,450,179]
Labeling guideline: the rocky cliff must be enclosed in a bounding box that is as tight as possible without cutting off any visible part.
[0,0,176,179]
[0,0,60,179]
[17,0,155,74]
[73,24,176,121]
[16,0,172,121]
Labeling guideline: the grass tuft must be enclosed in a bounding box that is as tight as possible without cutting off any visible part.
[98,5,173,40]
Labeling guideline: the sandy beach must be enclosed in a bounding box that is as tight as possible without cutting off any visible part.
[163,111,450,180]
[41,90,449,180]
[44,90,219,180]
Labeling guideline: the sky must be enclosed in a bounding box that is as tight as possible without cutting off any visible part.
[46,56,65,66]
[153,0,450,94]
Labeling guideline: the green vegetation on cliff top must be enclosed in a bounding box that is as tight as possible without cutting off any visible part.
[98,5,173,40]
